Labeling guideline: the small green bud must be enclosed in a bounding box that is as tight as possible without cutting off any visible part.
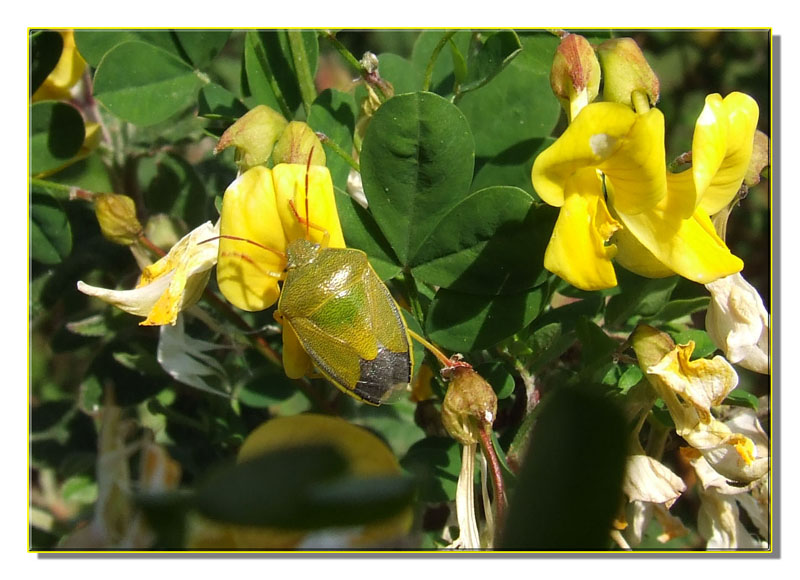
[441,366,497,446]
[597,38,660,109]
[272,121,327,166]
[550,33,601,120]
[94,193,143,246]
[215,105,288,170]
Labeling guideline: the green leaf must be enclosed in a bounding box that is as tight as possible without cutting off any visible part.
[471,137,553,196]
[360,91,475,266]
[400,436,461,503]
[409,187,555,294]
[669,329,717,359]
[411,30,472,94]
[30,30,63,94]
[31,190,72,265]
[605,273,680,328]
[75,30,185,67]
[197,83,249,120]
[93,41,204,126]
[308,89,358,191]
[137,152,211,227]
[334,188,402,281]
[457,32,561,158]
[243,30,318,117]
[426,286,547,352]
[173,30,231,67]
[723,388,760,411]
[457,30,523,96]
[30,101,85,176]
[475,361,515,399]
[374,53,424,96]
[646,296,711,325]
[500,386,627,550]
[617,365,644,393]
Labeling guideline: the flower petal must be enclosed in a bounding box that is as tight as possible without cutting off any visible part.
[77,276,170,318]
[694,93,759,215]
[543,168,620,290]
[647,341,739,422]
[600,107,667,215]
[705,273,770,374]
[280,320,314,380]
[217,167,286,312]
[623,455,686,508]
[272,163,346,248]
[613,186,743,284]
[532,102,638,207]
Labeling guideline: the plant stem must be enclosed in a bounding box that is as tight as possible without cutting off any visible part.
[30,178,94,201]
[287,30,317,118]
[316,132,360,172]
[478,425,507,527]
[320,31,390,102]
[422,30,458,92]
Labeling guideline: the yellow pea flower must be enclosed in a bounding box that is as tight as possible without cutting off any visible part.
[78,221,219,326]
[532,93,757,290]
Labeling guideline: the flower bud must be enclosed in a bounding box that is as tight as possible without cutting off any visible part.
[215,105,288,170]
[550,33,601,120]
[744,130,770,187]
[94,193,143,246]
[597,38,660,109]
[441,366,497,446]
[272,121,327,166]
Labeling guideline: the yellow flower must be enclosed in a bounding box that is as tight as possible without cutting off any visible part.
[532,93,758,290]
[32,30,86,102]
[78,221,219,326]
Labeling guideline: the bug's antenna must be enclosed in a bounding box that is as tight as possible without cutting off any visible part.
[304,146,314,240]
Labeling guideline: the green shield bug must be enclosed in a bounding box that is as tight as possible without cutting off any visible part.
[215,154,413,405]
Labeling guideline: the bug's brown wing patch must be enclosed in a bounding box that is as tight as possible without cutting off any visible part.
[355,346,411,405]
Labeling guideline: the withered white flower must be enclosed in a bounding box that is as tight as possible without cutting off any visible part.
[705,272,769,374]
[623,455,687,508]
[78,221,219,326]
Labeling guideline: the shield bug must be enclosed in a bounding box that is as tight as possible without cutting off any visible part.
[215,155,413,405]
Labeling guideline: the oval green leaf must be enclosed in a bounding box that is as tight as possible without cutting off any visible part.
[75,30,184,67]
[173,30,231,67]
[457,32,561,158]
[30,101,85,176]
[426,286,547,352]
[410,186,556,294]
[93,41,204,126]
[360,91,475,266]
[31,191,72,265]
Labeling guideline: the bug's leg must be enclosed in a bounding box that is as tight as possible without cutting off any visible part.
[219,251,287,280]
[200,235,287,261]
[288,199,331,248]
